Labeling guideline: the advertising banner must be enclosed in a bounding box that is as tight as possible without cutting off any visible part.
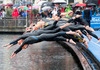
[90,16,100,29]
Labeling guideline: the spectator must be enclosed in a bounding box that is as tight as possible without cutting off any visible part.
[91,7,96,15]
[41,11,48,18]
[66,11,74,19]
[54,4,59,10]
[1,9,6,18]
[82,6,92,26]
[61,7,65,13]
[65,5,71,13]
[19,9,24,17]
[57,9,61,17]
[6,6,13,18]
[22,10,28,18]
[12,8,19,19]
[97,5,100,14]
[0,10,2,19]
[52,8,57,17]
[47,9,52,18]
[93,7,98,16]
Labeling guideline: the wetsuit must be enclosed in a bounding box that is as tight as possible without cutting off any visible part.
[10,18,87,45]
[14,32,83,54]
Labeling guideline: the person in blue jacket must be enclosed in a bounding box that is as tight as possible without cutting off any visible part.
[82,6,92,26]
[22,10,28,18]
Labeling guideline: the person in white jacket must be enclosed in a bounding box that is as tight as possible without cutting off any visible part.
[1,9,6,18]
[52,8,57,16]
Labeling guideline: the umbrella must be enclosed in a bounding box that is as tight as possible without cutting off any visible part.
[18,1,27,5]
[0,4,6,6]
[6,3,14,6]
[60,4,67,7]
[38,1,47,6]
[41,2,53,8]
[53,0,66,4]
[75,3,86,7]
[29,5,39,9]
[87,3,96,7]
[12,5,20,7]
[71,2,79,7]
[42,6,52,11]
[18,1,26,4]
[27,2,32,5]
[18,6,29,10]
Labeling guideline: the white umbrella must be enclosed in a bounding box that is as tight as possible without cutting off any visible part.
[38,1,47,6]
[42,6,52,11]
[53,0,66,4]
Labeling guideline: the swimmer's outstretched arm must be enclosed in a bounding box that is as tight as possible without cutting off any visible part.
[11,42,26,58]
[2,43,10,47]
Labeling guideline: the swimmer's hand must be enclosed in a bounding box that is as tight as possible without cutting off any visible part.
[76,15,82,18]
[11,52,16,58]
[2,44,10,47]
[6,44,13,49]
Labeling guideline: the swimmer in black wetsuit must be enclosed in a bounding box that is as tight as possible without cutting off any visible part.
[62,11,100,42]
[2,16,83,48]
[10,32,88,58]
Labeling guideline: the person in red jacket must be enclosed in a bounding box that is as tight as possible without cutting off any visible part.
[12,8,19,19]
[61,7,65,13]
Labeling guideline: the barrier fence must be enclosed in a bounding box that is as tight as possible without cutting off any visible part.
[0,17,39,27]
[0,17,40,32]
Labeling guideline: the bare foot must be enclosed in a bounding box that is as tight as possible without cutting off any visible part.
[96,38,100,43]
[79,47,83,50]
[84,42,88,49]
[69,39,76,45]
[87,35,92,41]
[86,26,95,33]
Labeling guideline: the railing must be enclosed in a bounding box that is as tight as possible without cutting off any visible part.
[0,17,40,32]
[0,17,39,27]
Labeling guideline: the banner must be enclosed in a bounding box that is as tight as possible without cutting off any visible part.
[90,16,100,29]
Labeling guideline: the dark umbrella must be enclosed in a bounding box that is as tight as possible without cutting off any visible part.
[27,2,32,5]
[71,2,79,7]
[60,4,67,7]
[42,6,52,11]
[87,3,96,7]
[12,5,20,7]
[18,1,27,5]
[41,2,54,8]
[53,0,66,4]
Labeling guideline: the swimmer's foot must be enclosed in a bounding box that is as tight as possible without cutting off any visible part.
[69,39,76,45]
[83,41,88,49]
[82,38,88,49]
[96,38,100,43]
[79,47,83,50]
[87,35,92,41]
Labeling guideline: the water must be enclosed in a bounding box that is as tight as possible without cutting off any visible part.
[0,34,81,70]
